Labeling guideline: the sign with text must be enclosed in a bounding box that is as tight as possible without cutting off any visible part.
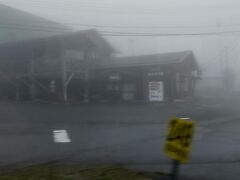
[149,81,164,102]
[164,118,195,163]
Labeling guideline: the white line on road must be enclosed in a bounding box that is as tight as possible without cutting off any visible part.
[53,130,71,143]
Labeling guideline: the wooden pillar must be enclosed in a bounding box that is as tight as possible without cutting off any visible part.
[170,72,175,102]
[191,78,196,97]
[15,76,20,101]
[179,75,183,99]
[142,68,147,102]
[29,58,36,99]
[60,40,68,103]
[84,68,89,103]
[83,51,89,103]
[62,53,67,103]
[187,72,194,97]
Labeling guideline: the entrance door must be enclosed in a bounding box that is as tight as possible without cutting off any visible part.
[122,83,135,101]
[148,81,164,102]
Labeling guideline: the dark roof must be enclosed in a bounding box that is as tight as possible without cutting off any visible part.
[0,3,70,44]
[0,29,115,59]
[65,29,116,54]
[99,51,197,68]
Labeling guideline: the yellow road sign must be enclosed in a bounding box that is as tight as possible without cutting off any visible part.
[164,118,195,163]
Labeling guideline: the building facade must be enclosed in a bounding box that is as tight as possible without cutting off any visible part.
[0,29,115,102]
[0,28,200,103]
[92,51,200,102]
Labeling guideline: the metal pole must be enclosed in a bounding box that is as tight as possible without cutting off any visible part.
[171,160,180,180]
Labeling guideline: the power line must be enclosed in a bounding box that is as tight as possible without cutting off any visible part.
[3,17,240,31]
[1,22,240,36]
[0,0,186,13]
[0,1,176,15]
[100,30,240,36]
[1,0,233,16]
[3,0,126,8]
[2,2,240,30]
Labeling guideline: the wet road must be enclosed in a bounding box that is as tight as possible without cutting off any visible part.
[0,101,239,179]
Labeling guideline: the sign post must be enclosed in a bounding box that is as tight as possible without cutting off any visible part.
[171,160,180,180]
[164,118,195,180]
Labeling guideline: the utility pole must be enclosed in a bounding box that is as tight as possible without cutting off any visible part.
[217,18,224,74]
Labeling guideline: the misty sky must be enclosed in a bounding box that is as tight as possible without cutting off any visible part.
[1,0,240,77]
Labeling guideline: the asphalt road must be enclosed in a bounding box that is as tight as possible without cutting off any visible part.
[0,100,240,179]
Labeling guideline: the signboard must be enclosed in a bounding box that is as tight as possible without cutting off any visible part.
[164,118,195,163]
[109,73,120,81]
[149,81,164,102]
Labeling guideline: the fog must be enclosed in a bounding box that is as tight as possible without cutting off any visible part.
[1,0,240,79]
[1,1,240,179]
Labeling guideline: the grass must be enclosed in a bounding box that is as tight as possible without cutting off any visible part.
[0,164,151,180]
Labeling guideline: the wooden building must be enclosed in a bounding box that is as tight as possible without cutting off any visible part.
[0,29,115,102]
[0,28,200,103]
[92,51,200,102]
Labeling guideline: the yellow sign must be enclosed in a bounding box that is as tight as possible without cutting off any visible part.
[164,118,195,163]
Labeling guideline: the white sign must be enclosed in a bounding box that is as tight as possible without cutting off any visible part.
[53,130,71,143]
[149,81,164,102]
[109,73,120,81]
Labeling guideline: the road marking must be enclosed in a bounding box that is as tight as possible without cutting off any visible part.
[53,130,71,143]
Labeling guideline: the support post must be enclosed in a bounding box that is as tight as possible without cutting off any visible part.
[62,58,67,103]
[142,69,146,102]
[15,76,20,101]
[169,71,174,102]
[83,51,89,103]
[29,58,36,99]
[84,68,89,103]
[60,40,67,103]
[171,160,180,180]
[192,78,196,97]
